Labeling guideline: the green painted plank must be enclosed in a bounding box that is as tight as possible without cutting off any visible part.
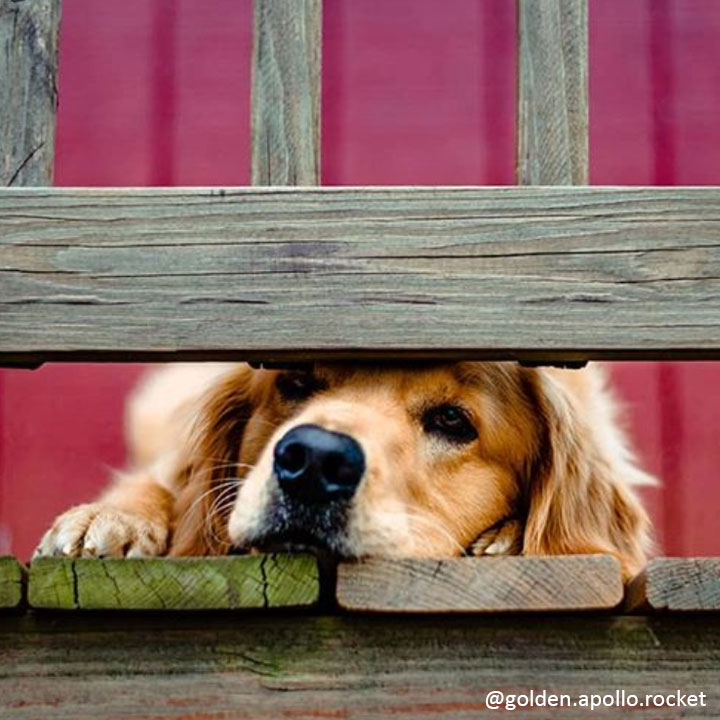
[0,557,25,609]
[29,555,319,610]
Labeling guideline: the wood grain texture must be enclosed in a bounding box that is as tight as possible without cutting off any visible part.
[518,0,588,185]
[0,0,60,187]
[337,555,623,612]
[28,555,319,610]
[2,612,719,718]
[2,185,720,362]
[0,557,24,609]
[626,558,720,612]
[251,0,321,185]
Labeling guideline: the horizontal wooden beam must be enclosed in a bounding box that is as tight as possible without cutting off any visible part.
[2,186,720,362]
[626,557,720,612]
[0,557,24,609]
[28,556,319,610]
[337,555,623,612]
[2,612,719,718]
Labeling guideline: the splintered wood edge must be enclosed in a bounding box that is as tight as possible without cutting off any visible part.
[28,555,320,610]
[626,558,720,612]
[337,555,624,612]
[0,557,26,609]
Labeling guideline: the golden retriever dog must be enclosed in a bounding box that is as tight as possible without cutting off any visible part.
[35,362,654,579]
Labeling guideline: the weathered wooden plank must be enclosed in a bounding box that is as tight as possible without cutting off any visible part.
[518,0,588,185]
[0,0,61,186]
[1,613,718,718]
[0,557,24,609]
[2,185,720,363]
[626,558,720,612]
[337,555,623,612]
[28,555,319,610]
[251,0,321,185]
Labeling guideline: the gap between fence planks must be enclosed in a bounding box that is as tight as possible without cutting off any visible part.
[0,0,60,187]
[251,0,321,186]
[28,555,319,610]
[337,555,624,612]
[2,185,720,363]
[626,558,720,612]
[517,0,588,185]
[0,557,24,609]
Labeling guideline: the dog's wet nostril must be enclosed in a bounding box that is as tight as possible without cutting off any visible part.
[322,452,357,486]
[275,442,308,476]
[273,424,365,502]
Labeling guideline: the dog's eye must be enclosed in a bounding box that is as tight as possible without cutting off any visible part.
[277,373,323,402]
[423,404,478,443]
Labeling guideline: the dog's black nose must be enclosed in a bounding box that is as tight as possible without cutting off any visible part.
[274,424,365,502]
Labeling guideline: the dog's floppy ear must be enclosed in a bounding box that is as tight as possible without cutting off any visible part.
[170,365,257,556]
[522,367,653,580]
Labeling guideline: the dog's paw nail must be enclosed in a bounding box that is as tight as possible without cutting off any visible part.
[35,504,167,561]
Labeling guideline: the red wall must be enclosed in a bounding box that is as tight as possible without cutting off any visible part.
[2,0,719,561]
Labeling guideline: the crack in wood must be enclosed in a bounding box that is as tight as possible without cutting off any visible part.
[6,141,45,187]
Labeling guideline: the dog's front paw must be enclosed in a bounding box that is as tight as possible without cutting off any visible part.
[34,504,168,559]
[470,518,523,556]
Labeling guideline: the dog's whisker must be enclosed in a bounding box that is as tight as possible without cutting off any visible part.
[175,478,241,528]
[207,489,240,518]
[201,484,245,548]
[203,499,238,548]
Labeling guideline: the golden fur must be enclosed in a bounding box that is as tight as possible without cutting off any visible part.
[36,362,654,579]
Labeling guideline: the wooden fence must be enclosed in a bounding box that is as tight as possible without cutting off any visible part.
[2,1,720,718]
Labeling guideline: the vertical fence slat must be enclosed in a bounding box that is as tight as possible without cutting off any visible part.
[251,0,321,186]
[517,0,588,185]
[0,0,61,186]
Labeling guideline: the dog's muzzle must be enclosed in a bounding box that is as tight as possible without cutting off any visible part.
[273,424,365,503]
[236,424,366,556]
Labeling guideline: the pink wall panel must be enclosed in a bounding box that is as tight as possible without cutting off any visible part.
[170,0,252,186]
[53,0,159,186]
[0,366,146,559]
[323,0,516,185]
[2,0,719,561]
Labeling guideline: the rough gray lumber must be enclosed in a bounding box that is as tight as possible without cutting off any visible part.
[1,613,719,718]
[2,185,720,363]
[518,0,588,185]
[626,558,720,612]
[337,555,623,612]
[0,0,61,186]
[0,557,24,608]
[251,0,321,185]
[28,555,319,610]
